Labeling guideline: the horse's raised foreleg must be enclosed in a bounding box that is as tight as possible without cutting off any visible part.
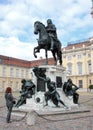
[33,46,40,58]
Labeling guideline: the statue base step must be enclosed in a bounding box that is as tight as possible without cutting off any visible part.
[12,104,90,126]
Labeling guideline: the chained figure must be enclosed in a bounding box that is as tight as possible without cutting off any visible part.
[44,78,68,108]
[63,79,79,104]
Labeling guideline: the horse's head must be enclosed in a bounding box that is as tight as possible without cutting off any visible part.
[34,21,46,35]
[34,21,39,34]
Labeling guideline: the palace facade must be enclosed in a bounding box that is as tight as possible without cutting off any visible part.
[0,55,54,92]
[62,37,93,91]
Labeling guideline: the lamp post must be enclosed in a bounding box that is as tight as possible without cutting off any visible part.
[91,0,93,17]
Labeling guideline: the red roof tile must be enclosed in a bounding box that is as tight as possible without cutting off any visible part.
[0,55,54,68]
[63,41,90,50]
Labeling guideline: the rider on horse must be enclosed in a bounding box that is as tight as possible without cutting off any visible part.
[34,20,62,65]
[46,19,58,51]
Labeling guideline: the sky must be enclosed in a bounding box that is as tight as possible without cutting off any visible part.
[0,0,93,61]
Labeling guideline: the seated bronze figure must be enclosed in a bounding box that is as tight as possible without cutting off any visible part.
[15,79,36,107]
[44,78,67,108]
[63,79,79,104]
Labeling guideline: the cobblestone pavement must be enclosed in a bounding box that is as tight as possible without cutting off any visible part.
[0,92,93,130]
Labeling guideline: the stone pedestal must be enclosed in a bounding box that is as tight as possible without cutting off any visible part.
[31,65,67,92]
[13,65,79,126]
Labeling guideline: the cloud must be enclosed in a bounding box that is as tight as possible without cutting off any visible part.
[0,37,32,59]
[0,0,93,60]
[0,36,52,60]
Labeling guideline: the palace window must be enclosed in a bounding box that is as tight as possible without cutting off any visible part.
[88,61,92,74]
[78,80,83,88]
[89,79,91,85]
[67,63,72,75]
[87,53,91,58]
[77,62,82,75]
[21,69,24,78]
[2,66,6,76]
[2,81,6,91]
[10,81,13,88]
[10,68,14,77]
[77,54,82,59]
[16,82,19,90]
[16,68,19,77]
[26,70,28,78]
[67,55,72,61]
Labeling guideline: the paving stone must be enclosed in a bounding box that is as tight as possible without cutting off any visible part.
[0,92,93,130]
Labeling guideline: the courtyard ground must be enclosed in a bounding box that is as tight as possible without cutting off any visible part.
[0,91,93,130]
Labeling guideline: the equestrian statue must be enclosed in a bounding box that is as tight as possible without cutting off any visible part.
[34,19,62,65]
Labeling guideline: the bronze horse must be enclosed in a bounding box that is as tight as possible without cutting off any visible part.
[34,21,62,65]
